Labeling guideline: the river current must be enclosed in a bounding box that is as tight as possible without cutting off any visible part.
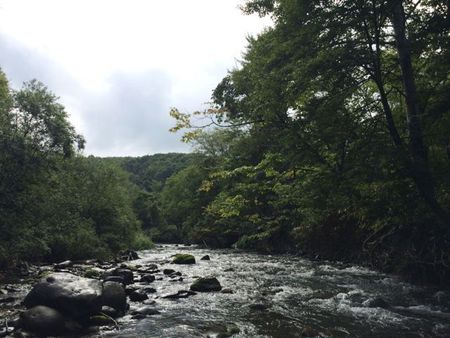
[100,244,450,338]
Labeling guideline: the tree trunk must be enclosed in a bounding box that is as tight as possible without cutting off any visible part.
[391,0,450,226]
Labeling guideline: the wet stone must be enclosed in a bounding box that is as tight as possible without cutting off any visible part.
[112,269,134,285]
[140,274,156,283]
[190,277,222,292]
[131,306,161,316]
[143,287,157,294]
[248,303,269,311]
[129,291,148,302]
[363,296,390,309]
[162,290,197,299]
[172,254,196,265]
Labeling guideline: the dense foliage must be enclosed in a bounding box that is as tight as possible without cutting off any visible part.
[0,70,152,267]
[167,0,450,285]
[92,154,200,243]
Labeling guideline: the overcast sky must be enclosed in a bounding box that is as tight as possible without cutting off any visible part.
[0,0,269,156]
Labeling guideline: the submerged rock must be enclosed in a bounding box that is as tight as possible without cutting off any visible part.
[162,290,196,299]
[301,326,320,337]
[131,306,161,316]
[220,288,234,294]
[23,273,103,320]
[172,253,196,264]
[204,323,240,338]
[190,277,222,292]
[248,303,269,311]
[363,296,390,309]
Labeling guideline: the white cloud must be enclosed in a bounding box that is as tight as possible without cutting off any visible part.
[0,0,270,156]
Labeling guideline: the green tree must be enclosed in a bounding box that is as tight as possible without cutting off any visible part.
[0,75,85,265]
[238,0,450,224]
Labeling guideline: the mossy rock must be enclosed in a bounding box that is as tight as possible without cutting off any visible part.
[84,269,101,279]
[190,276,222,292]
[172,254,196,265]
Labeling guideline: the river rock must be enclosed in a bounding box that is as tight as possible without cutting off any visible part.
[163,269,176,275]
[129,291,148,302]
[162,290,197,299]
[143,287,157,294]
[112,268,134,285]
[23,273,102,320]
[190,277,222,292]
[131,306,161,316]
[146,263,158,270]
[221,288,234,294]
[140,274,155,283]
[249,303,269,311]
[200,255,211,261]
[101,281,127,313]
[172,254,196,264]
[18,305,78,336]
[363,296,389,308]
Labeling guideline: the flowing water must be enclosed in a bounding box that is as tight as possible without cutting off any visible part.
[101,245,450,338]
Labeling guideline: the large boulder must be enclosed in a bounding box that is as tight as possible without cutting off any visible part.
[23,273,103,320]
[101,281,127,313]
[172,254,196,265]
[190,277,222,292]
[18,305,80,336]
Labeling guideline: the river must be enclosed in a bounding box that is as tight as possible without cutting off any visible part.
[95,244,450,338]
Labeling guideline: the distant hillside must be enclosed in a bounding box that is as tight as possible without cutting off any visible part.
[99,153,201,192]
